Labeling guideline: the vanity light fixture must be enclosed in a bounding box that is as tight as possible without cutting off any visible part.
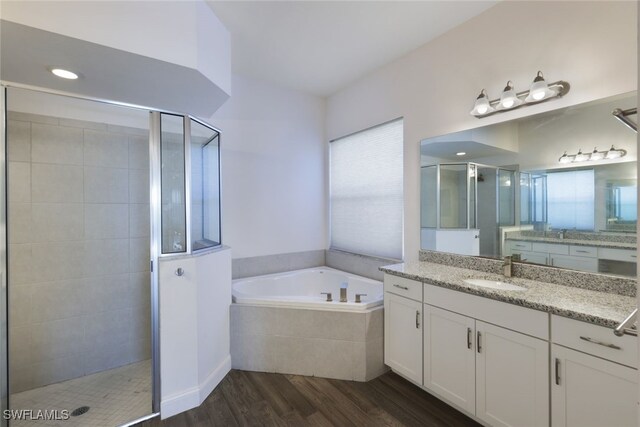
[470,71,570,118]
[558,146,626,164]
[50,68,79,80]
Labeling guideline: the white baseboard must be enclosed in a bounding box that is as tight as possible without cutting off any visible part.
[160,386,200,419]
[160,355,232,419]
[199,355,231,402]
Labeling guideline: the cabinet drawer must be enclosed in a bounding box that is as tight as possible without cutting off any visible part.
[507,240,532,252]
[552,315,637,368]
[533,242,569,255]
[384,274,422,301]
[424,283,549,340]
[598,247,637,262]
[569,245,597,258]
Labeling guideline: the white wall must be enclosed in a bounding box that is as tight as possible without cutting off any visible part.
[211,75,326,259]
[327,1,637,262]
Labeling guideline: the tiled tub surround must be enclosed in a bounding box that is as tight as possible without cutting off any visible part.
[7,112,151,392]
[232,249,325,279]
[230,268,387,381]
[382,257,636,328]
[419,250,636,297]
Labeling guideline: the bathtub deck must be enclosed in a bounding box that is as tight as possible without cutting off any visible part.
[140,369,480,426]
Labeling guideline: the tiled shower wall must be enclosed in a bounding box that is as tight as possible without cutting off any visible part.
[7,112,151,393]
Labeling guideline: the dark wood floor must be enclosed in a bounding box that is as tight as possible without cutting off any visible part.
[140,370,480,426]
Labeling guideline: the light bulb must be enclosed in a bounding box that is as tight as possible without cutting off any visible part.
[590,147,604,161]
[558,152,573,164]
[51,68,79,80]
[525,71,557,103]
[574,149,589,162]
[498,81,521,110]
[470,89,494,116]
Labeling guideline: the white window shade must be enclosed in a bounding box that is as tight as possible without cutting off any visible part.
[547,169,595,230]
[330,119,403,259]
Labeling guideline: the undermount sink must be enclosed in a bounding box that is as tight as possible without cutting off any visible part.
[464,279,526,292]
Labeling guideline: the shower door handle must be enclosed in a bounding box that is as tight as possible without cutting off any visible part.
[175,268,184,277]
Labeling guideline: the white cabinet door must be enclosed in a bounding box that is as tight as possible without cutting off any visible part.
[384,292,423,385]
[476,321,549,427]
[513,250,548,265]
[423,305,476,414]
[550,254,598,272]
[552,345,638,427]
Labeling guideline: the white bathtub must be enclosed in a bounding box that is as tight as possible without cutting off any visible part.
[232,267,383,311]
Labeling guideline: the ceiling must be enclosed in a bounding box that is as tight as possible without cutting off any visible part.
[421,140,515,162]
[207,1,498,96]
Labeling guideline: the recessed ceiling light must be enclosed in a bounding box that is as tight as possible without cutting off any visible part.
[50,68,79,80]
[456,152,466,156]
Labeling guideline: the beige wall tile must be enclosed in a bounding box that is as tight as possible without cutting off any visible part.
[129,169,149,203]
[84,274,130,315]
[84,166,128,203]
[83,239,130,277]
[9,243,33,285]
[30,353,85,388]
[129,204,150,238]
[31,241,85,283]
[7,120,31,162]
[31,203,84,242]
[84,203,129,239]
[8,285,32,327]
[30,279,85,323]
[30,317,85,363]
[129,135,149,170]
[8,162,31,203]
[84,129,128,168]
[31,123,83,165]
[32,163,83,203]
[8,203,32,244]
[129,238,150,273]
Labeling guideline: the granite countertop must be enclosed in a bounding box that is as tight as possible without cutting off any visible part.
[380,261,636,329]
[505,236,636,250]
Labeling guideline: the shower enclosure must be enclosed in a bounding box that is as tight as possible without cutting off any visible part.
[420,162,515,257]
[0,84,221,426]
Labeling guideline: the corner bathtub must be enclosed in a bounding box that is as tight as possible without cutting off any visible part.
[232,267,384,311]
[231,267,387,382]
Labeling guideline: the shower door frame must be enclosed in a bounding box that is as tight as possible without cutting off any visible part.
[0,81,221,423]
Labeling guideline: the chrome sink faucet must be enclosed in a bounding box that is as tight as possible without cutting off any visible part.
[503,256,513,278]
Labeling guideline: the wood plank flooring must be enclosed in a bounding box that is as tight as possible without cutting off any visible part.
[139,370,480,427]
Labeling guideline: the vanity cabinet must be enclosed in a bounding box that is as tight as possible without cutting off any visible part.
[423,304,549,426]
[551,315,638,427]
[384,284,423,385]
[551,345,638,427]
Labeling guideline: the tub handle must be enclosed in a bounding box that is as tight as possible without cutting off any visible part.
[355,293,367,303]
[321,292,333,302]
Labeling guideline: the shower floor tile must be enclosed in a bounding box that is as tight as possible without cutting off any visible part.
[9,359,152,427]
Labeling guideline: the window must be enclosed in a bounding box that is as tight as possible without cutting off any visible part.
[546,169,595,230]
[330,119,403,259]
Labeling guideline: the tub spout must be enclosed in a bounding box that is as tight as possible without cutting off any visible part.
[340,282,348,302]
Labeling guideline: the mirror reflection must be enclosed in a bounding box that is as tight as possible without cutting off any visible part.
[420,92,637,277]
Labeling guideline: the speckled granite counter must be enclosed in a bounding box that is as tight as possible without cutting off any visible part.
[505,236,636,250]
[380,261,636,329]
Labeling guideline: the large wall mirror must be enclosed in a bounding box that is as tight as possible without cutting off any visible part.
[420,91,637,277]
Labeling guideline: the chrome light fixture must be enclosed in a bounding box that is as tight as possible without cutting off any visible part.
[471,71,569,118]
[558,146,626,164]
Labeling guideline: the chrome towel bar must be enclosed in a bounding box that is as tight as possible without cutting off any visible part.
[613,308,638,337]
